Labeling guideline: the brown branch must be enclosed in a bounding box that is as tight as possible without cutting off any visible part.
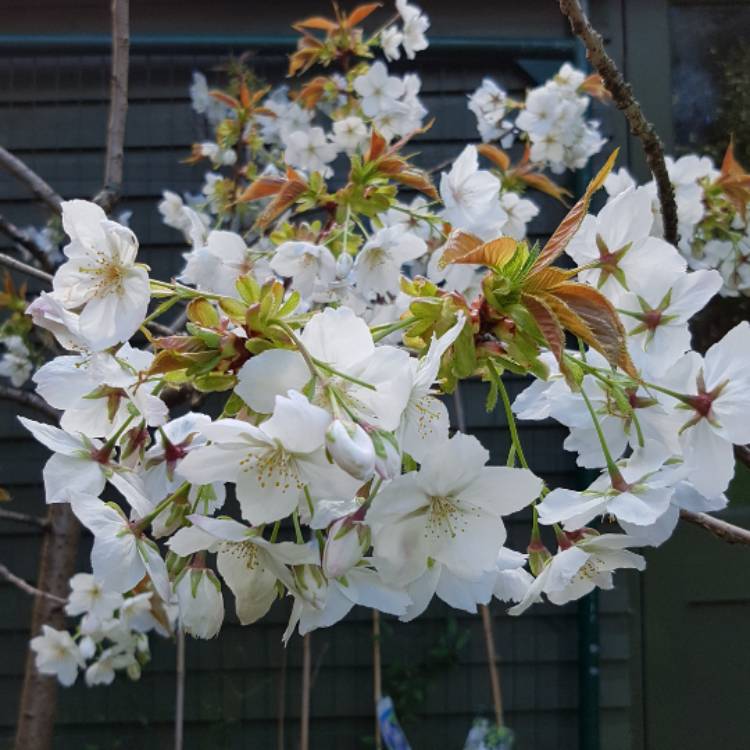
[558,0,679,246]
[0,147,63,215]
[0,215,54,273]
[0,509,49,530]
[0,563,66,604]
[680,509,750,546]
[14,504,81,750]
[94,0,130,213]
[0,252,53,284]
[0,384,60,423]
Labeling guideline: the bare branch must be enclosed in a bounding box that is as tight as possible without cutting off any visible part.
[0,147,63,215]
[0,252,53,284]
[94,0,130,213]
[0,562,66,605]
[558,0,679,246]
[0,509,49,530]
[680,509,750,545]
[0,215,54,273]
[0,384,60,423]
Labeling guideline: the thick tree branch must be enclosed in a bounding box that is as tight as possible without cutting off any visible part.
[0,563,66,604]
[0,147,63,215]
[558,0,679,246]
[680,509,750,545]
[0,509,49,530]
[0,252,53,284]
[0,384,60,423]
[94,0,130,212]
[0,215,54,273]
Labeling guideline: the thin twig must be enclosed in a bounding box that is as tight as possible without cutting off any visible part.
[0,563,66,604]
[480,603,504,727]
[276,639,287,750]
[680,509,750,545]
[558,0,679,246]
[300,633,311,750]
[0,384,60,423]
[174,626,185,750]
[0,214,54,273]
[94,0,130,212]
[0,509,49,529]
[0,252,53,284]
[0,147,63,215]
[454,385,505,725]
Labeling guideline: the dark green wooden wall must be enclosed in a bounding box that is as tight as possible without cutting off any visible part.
[0,1,678,748]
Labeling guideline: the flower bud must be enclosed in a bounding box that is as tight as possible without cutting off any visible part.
[372,431,402,480]
[323,517,370,579]
[291,564,328,609]
[126,661,142,681]
[79,635,97,660]
[175,568,224,639]
[325,419,375,480]
[336,252,353,279]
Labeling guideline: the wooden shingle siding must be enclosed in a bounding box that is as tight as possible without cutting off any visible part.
[0,2,643,748]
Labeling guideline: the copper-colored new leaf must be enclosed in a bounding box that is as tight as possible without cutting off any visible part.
[523,266,576,295]
[365,130,388,163]
[547,282,636,376]
[297,77,328,109]
[209,90,240,109]
[477,143,511,171]
[444,237,518,269]
[287,37,325,77]
[520,172,572,205]
[293,15,339,31]
[255,174,307,230]
[535,148,619,270]
[390,167,440,200]
[581,73,612,102]
[717,136,750,216]
[237,175,286,203]
[437,230,483,269]
[346,2,381,27]
[522,293,565,365]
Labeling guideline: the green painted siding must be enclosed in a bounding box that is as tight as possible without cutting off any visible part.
[0,2,644,748]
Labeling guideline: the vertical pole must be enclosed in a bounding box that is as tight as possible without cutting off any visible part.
[480,604,504,727]
[300,634,311,750]
[571,6,600,738]
[454,384,506,728]
[578,590,600,750]
[175,626,185,750]
[372,610,383,750]
[277,641,287,750]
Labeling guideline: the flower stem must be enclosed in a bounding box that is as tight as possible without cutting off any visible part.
[489,360,529,470]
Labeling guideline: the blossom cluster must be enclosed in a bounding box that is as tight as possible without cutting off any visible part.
[468,63,606,173]
[1,1,746,690]
[604,146,750,297]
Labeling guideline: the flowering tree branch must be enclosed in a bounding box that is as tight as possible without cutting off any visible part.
[0,562,66,604]
[94,0,130,213]
[0,508,49,530]
[0,214,54,273]
[0,252,53,284]
[0,384,60,423]
[680,510,750,545]
[0,147,63,215]
[558,0,679,246]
